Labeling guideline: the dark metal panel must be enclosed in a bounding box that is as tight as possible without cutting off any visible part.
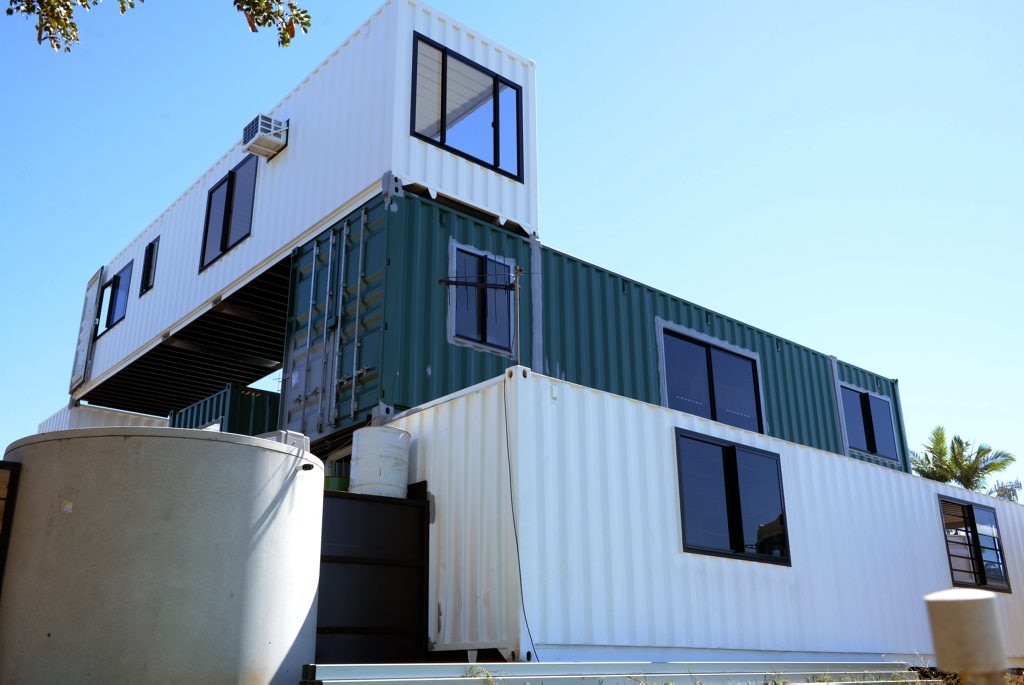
[317,489,428,663]
[0,463,21,599]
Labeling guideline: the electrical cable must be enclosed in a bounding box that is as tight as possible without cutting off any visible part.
[501,377,540,662]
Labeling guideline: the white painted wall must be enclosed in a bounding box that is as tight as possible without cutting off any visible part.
[389,368,1024,665]
[0,428,323,684]
[77,0,537,401]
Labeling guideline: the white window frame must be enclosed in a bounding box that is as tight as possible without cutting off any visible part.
[446,239,516,357]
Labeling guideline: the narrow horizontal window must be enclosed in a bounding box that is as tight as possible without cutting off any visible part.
[411,33,523,182]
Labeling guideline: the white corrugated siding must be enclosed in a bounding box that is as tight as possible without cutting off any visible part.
[38,405,168,433]
[390,2,538,234]
[387,368,1024,662]
[389,377,522,651]
[80,0,537,398]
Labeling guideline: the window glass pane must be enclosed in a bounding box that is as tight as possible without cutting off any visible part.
[141,237,159,294]
[677,436,730,552]
[203,180,229,267]
[736,449,788,559]
[0,468,9,499]
[414,40,443,140]
[454,250,481,342]
[711,348,760,432]
[868,395,898,459]
[497,82,519,176]
[97,284,112,333]
[485,257,511,350]
[842,387,869,452]
[974,508,999,539]
[664,334,711,419]
[445,56,495,165]
[110,262,132,325]
[227,155,257,248]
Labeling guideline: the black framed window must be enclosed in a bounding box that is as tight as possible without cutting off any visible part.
[96,261,133,337]
[139,237,159,295]
[663,330,763,433]
[676,429,789,564]
[841,386,898,460]
[0,462,21,598]
[938,497,1010,592]
[200,154,258,270]
[450,246,513,353]
[411,33,523,181]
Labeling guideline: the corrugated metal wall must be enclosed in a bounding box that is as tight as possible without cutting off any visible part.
[540,248,845,456]
[281,196,391,442]
[381,194,534,414]
[391,1,539,234]
[82,9,395,396]
[280,191,534,444]
[838,360,910,469]
[387,368,1024,662]
[389,376,521,651]
[38,405,167,433]
[79,0,537,400]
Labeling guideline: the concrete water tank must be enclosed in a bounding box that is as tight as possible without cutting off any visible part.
[0,427,323,684]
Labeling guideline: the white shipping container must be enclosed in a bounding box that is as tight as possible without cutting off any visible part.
[38,404,168,434]
[77,0,537,400]
[388,367,1024,665]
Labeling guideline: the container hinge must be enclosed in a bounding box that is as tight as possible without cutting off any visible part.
[382,171,404,212]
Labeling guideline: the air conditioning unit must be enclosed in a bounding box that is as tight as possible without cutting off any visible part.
[243,115,288,159]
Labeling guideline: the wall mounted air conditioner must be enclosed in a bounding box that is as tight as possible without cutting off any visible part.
[243,115,289,159]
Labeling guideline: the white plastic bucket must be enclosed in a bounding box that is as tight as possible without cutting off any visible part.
[349,426,411,498]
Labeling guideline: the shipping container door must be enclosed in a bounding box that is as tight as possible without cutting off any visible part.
[333,198,389,429]
[69,268,104,393]
[280,195,389,443]
[281,228,337,438]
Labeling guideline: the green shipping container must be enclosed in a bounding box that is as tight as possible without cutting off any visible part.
[279,191,534,446]
[169,384,281,436]
[281,190,907,471]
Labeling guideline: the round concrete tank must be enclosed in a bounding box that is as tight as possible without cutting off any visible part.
[349,426,411,498]
[0,427,323,684]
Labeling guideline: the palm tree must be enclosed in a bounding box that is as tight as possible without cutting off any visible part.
[911,425,1016,492]
[911,426,953,483]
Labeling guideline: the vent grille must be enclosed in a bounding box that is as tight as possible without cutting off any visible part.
[242,115,288,158]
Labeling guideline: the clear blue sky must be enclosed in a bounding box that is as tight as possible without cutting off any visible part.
[1,1,1022,489]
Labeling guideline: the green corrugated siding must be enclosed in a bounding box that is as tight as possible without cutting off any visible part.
[282,191,906,463]
[540,247,845,455]
[381,194,534,411]
[169,384,279,435]
[837,361,909,471]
